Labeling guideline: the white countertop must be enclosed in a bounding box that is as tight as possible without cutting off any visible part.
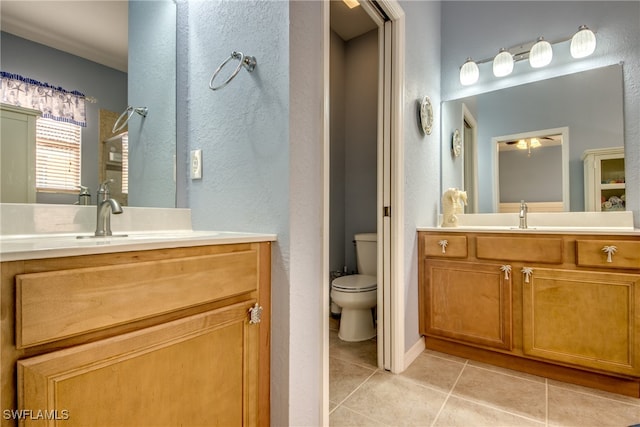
[0,230,277,262]
[417,225,640,236]
[420,211,640,235]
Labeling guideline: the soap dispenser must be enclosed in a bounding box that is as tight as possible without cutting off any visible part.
[76,185,91,205]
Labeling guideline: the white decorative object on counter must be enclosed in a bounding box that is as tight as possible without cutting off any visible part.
[441,188,466,227]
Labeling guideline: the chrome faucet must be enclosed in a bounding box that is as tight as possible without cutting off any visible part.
[519,200,528,229]
[94,179,123,237]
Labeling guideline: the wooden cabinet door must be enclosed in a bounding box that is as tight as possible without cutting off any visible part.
[17,300,260,427]
[421,259,512,350]
[522,268,640,375]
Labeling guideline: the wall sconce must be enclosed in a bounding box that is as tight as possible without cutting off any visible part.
[459,25,596,86]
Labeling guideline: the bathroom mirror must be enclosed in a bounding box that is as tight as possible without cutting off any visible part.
[0,1,176,208]
[441,64,624,213]
[493,128,568,213]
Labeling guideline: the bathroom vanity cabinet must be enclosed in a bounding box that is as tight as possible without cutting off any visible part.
[1,241,271,426]
[418,230,640,396]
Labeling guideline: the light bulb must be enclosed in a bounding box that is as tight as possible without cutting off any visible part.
[571,25,596,58]
[459,58,479,86]
[493,48,514,77]
[529,37,553,68]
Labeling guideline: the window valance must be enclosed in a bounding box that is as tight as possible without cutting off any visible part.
[0,71,87,127]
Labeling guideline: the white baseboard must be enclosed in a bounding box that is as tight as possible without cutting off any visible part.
[403,336,426,371]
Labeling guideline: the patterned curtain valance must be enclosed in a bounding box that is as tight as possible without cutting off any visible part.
[0,72,87,127]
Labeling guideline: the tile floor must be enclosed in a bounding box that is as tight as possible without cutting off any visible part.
[329,319,640,426]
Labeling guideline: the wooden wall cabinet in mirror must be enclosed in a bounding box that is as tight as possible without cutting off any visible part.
[583,147,625,212]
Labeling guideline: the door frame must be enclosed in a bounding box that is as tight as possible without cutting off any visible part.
[322,0,405,423]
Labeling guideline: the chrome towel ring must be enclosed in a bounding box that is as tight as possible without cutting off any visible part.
[209,51,257,91]
[112,106,148,133]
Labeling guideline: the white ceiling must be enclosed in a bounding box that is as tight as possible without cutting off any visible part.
[330,1,377,41]
[1,0,375,73]
[1,0,128,72]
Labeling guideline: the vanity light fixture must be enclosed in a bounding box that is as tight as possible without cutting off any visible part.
[459,25,596,86]
[570,25,597,58]
[493,48,514,77]
[529,37,553,68]
[460,58,479,86]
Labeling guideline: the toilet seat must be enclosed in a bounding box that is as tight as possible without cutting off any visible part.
[331,274,377,293]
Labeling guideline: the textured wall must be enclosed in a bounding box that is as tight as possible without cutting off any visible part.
[330,31,346,273]
[0,32,127,203]
[344,29,379,272]
[180,0,292,424]
[441,1,640,224]
[127,0,176,207]
[401,0,442,353]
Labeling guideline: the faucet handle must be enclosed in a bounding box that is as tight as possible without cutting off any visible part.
[98,179,114,192]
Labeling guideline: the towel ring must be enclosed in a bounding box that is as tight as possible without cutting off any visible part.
[112,106,148,133]
[209,51,257,91]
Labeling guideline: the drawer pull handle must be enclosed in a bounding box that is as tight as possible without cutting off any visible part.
[522,267,534,283]
[249,303,263,324]
[500,265,512,280]
[438,240,448,254]
[602,245,618,263]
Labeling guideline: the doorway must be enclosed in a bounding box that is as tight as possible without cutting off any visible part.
[326,0,404,393]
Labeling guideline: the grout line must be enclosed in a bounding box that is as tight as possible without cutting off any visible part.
[330,353,379,371]
[430,359,468,427]
[547,381,640,408]
[445,394,546,426]
[465,362,547,385]
[330,367,380,414]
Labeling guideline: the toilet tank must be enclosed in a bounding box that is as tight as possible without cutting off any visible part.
[355,233,377,276]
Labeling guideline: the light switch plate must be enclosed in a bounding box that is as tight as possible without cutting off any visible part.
[191,149,202,180]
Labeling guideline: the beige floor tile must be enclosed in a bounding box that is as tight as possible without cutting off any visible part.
[330,335,378,369]
[330,357,376,404]
[466,359,547,383]
[434,395,545,427]
[548,378,640,406]
[401,351,465,393]
[452,365,546,421]
[423,349,468,364]
[341,371,448,426]
[330,405,386,426]
[548,384,640,426]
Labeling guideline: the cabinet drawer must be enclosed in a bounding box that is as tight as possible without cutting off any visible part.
[423,234,467,258]
[476,236,563,264]
[576,240,640,270]
[16,249,259,348]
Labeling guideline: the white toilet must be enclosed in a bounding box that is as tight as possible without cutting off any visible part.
[331,233,377,342]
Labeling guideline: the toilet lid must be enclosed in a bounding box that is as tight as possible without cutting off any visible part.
[331,274,377,292]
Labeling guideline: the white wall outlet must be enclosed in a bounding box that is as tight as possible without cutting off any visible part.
[191,149,202,180]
